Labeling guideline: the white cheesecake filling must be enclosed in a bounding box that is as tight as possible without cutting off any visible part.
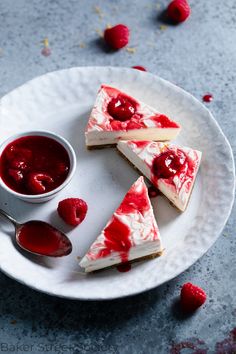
[85,127,180,146]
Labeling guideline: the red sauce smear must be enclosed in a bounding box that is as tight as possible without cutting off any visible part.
[103,85,179,131]
[17,221,72,256]
[170,338,208,354]
[110,116,145,131]
[100,216,131,263]
[171,328,236,353]
[116,263,132,272]
[109,113,179,131]
[130,141,150,149]
[0,136,70,195]
[117,180,150,215]
[132,66,147,71]
[96,179,150,264]
[202,94,213,103]
[148,186,159,198]
[151,114,180,128]
[215,327,236,353]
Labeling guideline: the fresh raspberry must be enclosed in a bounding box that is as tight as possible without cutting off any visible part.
[28,173,54,194]
[57,198,88,226]
[132,66,147,71]
[167,0,191,23]
[104,24,129,50]
[8,169,24,183]
[180,283,207,312]
[10,158,28,171]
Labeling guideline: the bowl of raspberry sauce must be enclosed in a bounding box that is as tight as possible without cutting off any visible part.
[0,131,76,203]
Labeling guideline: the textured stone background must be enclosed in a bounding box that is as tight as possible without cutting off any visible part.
[0,0,235,353]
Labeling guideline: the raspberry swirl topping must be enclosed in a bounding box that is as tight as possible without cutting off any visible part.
[152,149,188,179]
[85,177,159,263]
[107,94,136,121]
[86,85,180,132]
[127,141,199,196]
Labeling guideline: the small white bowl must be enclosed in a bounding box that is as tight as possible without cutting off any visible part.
[0,131,76,203]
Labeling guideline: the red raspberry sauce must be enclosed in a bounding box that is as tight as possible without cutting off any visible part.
[130,141,150,149]
[116,263,132,272]
[117,183,150,216]
[108,94,136,121]
[148,186,159,198]
[17,221,71,256]
[151,148,195,193]
[202,94,213,103]
[0,136,70,195]
[96,180,151,264]
[132,66,147,71]
[152,150,186,179]
[103,216,131,263]
[151,114,180,128]
[101,85,180,131]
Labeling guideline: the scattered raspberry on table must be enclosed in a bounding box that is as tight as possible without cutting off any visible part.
[180,282,207,312]
[104,24,130,50]
[167,0,191,23]
[57,198,88,226]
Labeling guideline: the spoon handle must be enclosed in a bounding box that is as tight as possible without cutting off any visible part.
[0,209,19,227]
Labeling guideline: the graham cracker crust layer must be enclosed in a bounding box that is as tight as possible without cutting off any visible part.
[86,139,169,150]
[91,250,164,273]
[87,143,117,150]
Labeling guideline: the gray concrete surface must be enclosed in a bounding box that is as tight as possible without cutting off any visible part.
[0,0,235,353]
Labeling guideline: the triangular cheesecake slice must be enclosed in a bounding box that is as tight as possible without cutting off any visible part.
[85,85,181,148]
[79,177,162,272]
[117,140,202,212]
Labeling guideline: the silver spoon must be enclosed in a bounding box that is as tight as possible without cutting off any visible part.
[0,209,72,257]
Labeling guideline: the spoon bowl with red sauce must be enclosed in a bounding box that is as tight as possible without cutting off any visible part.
[0,131,76,203]
[0,209,72,257]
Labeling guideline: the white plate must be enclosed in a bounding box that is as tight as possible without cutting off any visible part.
[0,67,234,300]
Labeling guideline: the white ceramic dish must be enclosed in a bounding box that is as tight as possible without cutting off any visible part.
[0,130,77,203]
[0,67,234,300]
